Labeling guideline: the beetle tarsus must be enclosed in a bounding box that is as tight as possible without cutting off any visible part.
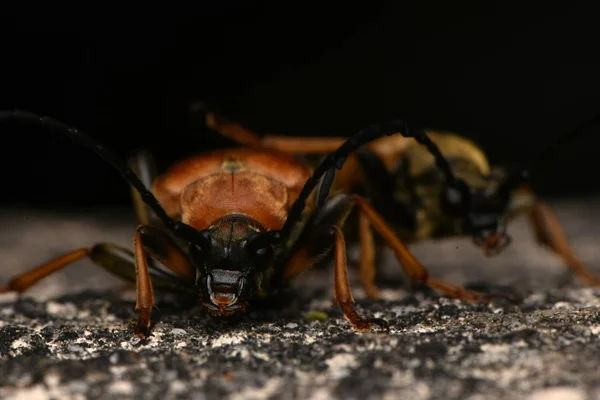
[367,318,391,333]
[136,325,151,338]
[131,318,152,338]
[339,303,389,332]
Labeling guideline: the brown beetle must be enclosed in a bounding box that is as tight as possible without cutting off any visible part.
[0,110,488,336]
[199,106,600,300]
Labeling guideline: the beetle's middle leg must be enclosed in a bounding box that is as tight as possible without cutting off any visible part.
[281,224,389,331]
[357,211,379,299]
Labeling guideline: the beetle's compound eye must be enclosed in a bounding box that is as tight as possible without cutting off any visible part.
[252,245,273,262]
[247,232,278,267]
[441,179,471,216]
[188,231,212,268]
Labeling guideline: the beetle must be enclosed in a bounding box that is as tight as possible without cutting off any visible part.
[198,105,600,300]
[0,110,490,337]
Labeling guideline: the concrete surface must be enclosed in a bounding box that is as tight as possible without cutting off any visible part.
[1,199,600,399]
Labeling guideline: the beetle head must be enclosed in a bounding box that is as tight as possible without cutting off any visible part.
[440,164,528,256]
[187,214,279,315]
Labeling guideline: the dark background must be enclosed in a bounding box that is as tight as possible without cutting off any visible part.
[2,3,600,209]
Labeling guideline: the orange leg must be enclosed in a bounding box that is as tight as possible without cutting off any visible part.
[331,226,389,331]
[281,224,388,331]
[0,248,91,294]
[1,225,195,338]
[358,211,379,300]
[133,228,154,336]
[202,107,411,194]
[351,194,497,302]
[529,200,600,286]
[0,244,159,296]
[132,225,195,337]
[203,108,347,153]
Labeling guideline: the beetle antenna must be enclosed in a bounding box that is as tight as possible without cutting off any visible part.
[0,110,197,238]
[497,111,600,198]
[279,118,453,240]
[530,111,600,175]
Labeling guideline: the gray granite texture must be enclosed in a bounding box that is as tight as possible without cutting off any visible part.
[1,199,600,399]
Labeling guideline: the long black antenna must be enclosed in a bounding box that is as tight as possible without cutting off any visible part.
[279,118,457,240]
[0,110,202,241]
[495,111,600,202]
[0,110,458,246]
[530,111,600,175]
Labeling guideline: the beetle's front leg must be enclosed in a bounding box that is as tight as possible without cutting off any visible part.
[279,194,389,332]
[133,228,154,337]
[330,226,389,331]
[132,225,195,337]
[280,224,389,332]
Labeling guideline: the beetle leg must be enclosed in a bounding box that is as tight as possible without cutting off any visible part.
[132,225,195,336]
[203,109,346,153]
[280,194,353,282]
[353,146,417,301]
[278,194,388,331]
[1,225,195,337]
[506,185,600,286]
[0,248,93,294]
[280,224,388,332]
[260,136,348,154]
[358,211,379,300]
[351,194,497,303]
[331,226,389,331]
[0,245,149,295]
[0,238,193,296]
[203,109,264,147]
[528,200,600,286]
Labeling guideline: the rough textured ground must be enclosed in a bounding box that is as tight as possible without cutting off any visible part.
[1,199,600,400]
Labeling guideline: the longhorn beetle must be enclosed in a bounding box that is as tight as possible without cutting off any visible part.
[0,110,487,337]
[200,106,600,300]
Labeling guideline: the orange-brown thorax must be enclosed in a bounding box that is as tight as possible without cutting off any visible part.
[152,148,312,231]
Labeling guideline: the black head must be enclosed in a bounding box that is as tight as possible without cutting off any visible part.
[440,165,528,255]
[186,214,280,315]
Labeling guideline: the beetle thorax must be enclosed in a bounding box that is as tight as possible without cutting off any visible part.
[180,172,289,231]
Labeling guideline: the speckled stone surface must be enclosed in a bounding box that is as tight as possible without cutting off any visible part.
[1,199,600,400]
